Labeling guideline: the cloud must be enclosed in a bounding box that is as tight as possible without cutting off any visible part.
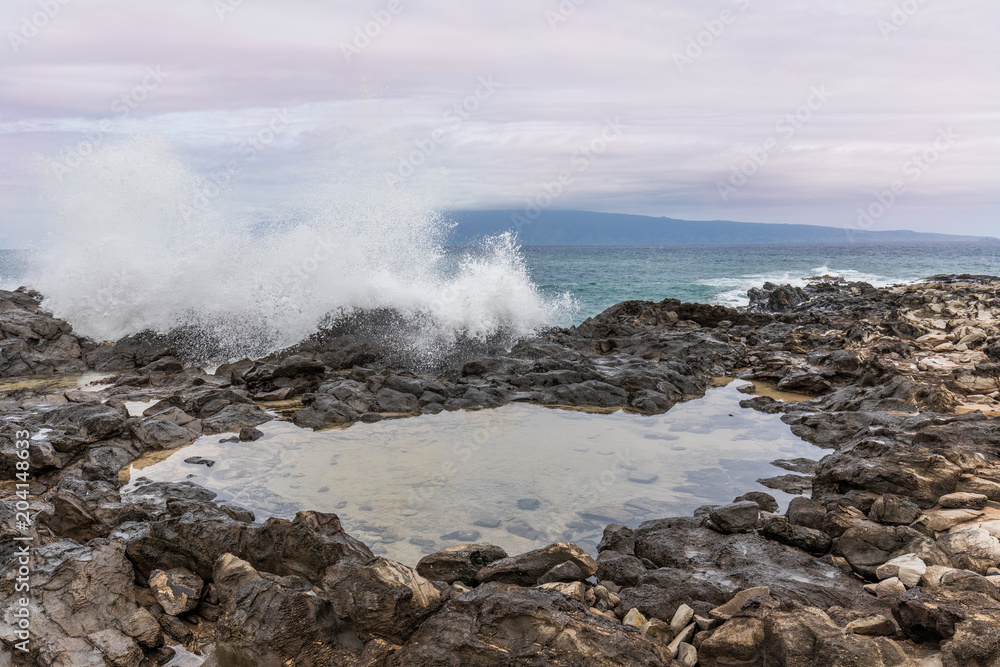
[0,0,997,246]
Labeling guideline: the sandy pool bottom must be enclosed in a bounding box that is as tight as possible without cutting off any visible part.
[123,380,820,566]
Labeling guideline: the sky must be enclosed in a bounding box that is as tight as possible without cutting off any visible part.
[0,0,998,247]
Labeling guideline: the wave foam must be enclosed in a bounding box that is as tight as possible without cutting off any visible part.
[29,136,572,360]
[704,265,899,307]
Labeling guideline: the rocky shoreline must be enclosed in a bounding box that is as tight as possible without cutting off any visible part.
[2,275,1000,666]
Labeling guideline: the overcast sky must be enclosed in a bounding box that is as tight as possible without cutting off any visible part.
[1,0,997,247]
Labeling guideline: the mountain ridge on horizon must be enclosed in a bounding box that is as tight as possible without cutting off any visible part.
[446,210,999,245]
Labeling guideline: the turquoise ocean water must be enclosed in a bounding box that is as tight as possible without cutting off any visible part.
[523,243,1000,322]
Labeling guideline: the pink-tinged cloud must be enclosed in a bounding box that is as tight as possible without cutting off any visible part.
[0,0,998,245]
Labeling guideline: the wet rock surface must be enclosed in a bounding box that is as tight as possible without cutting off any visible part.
[3,275,1000,664]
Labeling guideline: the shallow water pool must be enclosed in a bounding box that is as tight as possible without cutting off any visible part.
[123,380,820,566]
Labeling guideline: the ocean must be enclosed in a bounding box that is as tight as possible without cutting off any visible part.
[3,242,999,336]
[521,242,1000,320]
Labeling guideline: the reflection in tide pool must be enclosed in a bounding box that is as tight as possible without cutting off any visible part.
[123,381,820,565]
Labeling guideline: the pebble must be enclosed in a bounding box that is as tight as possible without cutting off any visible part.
[666,623,696,657]
[439,530,481,542]
[239,426,263,442]
[640,618,671,640]
[517,498,540,511]
[409,537,436,548]
[670,603,694,635]
[627,472,659,484]
[874,577,907,598]
[473,515,502,528]
[677,643,698,667]
[183,457,215,467]
[506,521,541,541]
[578,505,634,524]
[622,608,647,629]
[845,615,896,636]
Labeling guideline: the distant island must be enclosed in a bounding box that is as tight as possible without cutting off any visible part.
[445,210,999,245]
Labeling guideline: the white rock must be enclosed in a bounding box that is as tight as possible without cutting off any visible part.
[677,642,698,667]
[875,554,926,588]
[535,581,585,602]
[920,565,958,588]
[669,603,694,636]
[694,614,716,631]
[640,618,672,640]
[666,623,696,658]
[622,607,647,629]
[939,527,1000,565]
[968,520,1000,540]
[874,577,906,598]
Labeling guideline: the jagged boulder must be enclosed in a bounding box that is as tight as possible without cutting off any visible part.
[0,541,150,666]
[386,583,675,666]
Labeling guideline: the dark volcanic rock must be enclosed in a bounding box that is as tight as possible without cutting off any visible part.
[386,583,675,666]
[321,557,443,644]
[213,553,369,666]
[709,501,760,534]
[0,289,90,376]
[835,521,924,579]
[0,541,152,665]
[757,473,812,495]
[733,490,779,513]
[868,494,922,525]
[595,549,646,587]
[630,518,865,614]
[597,523,636,554]
[541,380,628,407]
[476,542,598,587]
[747,282,809,312]
[6,276,1000,665]
[124,505,373,584]
[43,403,128,443]
[293,394,360,429]
[416,543,508,586]
[760,515,832,555]
[786,496,828,531]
